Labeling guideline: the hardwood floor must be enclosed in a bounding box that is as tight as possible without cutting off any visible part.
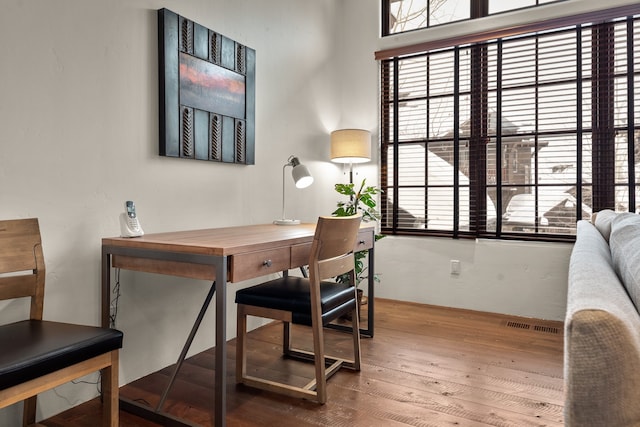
[43,299,564,426]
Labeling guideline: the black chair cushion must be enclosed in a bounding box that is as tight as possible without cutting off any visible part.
[0,320,123,390]
[235,276,357,326]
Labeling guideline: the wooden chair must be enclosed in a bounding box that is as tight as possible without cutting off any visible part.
[0,218,123,427]
[235,214,362,404]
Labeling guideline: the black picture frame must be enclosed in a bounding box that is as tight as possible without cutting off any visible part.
[158,8,256,164]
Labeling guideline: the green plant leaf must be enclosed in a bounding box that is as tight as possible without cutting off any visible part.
[334,183,355,196]
[333,177,386,287]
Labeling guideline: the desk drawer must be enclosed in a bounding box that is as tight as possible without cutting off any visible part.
[355,229,374,251]
[231,247,290,282]
[291,243,312,268]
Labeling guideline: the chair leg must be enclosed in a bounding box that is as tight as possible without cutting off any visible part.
[351,303,362,371]
[102,351,119,427]
[311,318,327,404]
[22,396,37,427]
[236,305,247,383]
[282,321,292,356]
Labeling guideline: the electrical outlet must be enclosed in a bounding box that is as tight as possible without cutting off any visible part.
[450,259,461,275]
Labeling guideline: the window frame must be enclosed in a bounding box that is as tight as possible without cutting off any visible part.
[382,0,567,37]
[379,7,640,242]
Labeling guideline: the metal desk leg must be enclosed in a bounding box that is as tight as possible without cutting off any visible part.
[101,249,111,328]
[156,281,217,412]
[366,246,375,338]
[214,256,228,427]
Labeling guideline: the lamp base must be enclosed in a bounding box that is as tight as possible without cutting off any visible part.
[273,219,301,226]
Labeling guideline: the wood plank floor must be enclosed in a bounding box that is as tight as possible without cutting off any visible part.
[43,299,565,426]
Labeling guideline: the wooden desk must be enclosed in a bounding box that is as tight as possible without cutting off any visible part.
[101,223,375,427]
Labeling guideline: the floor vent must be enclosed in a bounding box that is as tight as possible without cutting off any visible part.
[505,320,561,334]
[533,325,560,334]
[506,321,530,330]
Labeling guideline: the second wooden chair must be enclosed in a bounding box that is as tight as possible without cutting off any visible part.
[0,218,123,427]
[235,214,362,404]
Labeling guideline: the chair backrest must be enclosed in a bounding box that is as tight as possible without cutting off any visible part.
[309,214,362,283]
[0,218,45,320]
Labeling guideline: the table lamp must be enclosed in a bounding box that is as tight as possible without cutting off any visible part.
[274,155,314,225]
[330,129,371,184]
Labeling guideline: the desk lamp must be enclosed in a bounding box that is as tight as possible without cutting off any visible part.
[274,155,314,225]
[330,129,371,184]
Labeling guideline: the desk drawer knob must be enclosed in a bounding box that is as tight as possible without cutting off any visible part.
[263,259,272,267]
[359,240,366,245]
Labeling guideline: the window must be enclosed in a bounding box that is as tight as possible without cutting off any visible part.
[383,0,566,36]
[489,0,559,15]
[379,10,640,241]
[384,0,470,35]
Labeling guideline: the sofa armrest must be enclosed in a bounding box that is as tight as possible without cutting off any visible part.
[565,309,640,426]
[565,220,640,426]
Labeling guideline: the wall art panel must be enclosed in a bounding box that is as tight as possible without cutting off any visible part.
[158,8,255,165]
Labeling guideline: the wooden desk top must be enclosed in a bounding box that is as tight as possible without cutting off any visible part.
[103,223,375,255]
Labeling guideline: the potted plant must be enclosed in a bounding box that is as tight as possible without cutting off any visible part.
[333,178,384,318]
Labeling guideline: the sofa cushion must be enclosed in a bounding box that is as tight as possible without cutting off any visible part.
[592,209,617,242]
[565,220,640,426]
[609,212,640,310]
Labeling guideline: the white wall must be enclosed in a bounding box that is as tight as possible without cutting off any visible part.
[0,0,634,423]
[0,0,346,423]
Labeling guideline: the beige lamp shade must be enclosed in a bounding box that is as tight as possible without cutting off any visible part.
[330,129,371,164]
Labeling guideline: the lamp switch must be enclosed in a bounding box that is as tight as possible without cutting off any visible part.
[450,260,461,275]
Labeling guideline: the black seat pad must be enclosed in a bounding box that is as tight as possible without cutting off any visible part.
[0,320,123,390]
[235,277,356,326]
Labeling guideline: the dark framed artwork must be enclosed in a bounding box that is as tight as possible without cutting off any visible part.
[158,8,256,164]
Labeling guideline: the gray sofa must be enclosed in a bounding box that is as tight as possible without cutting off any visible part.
[565,210,640,426]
